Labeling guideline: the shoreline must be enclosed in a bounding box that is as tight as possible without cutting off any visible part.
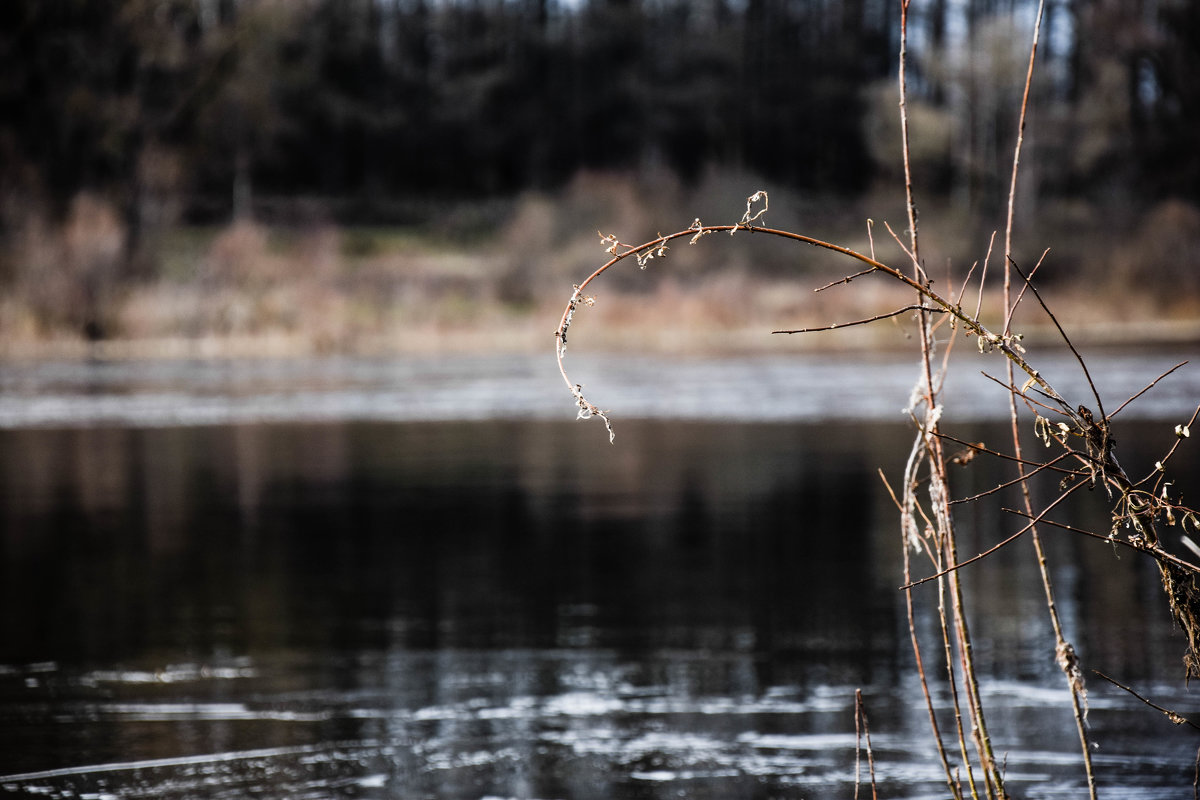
[0,316,1196,363]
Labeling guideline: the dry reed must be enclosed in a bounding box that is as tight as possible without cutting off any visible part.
[555,3,1200,796]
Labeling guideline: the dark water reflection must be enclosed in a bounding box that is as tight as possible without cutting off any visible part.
[1,418,1199,798]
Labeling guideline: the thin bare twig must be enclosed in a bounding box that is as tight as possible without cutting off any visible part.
[1003,248,1048,333]
[1111,361,1190,419]
[974,231,998,323]
[978,369,1069,418]
[956,259,980,309]
[1135,404,1200,490]
[815,267,876,293]
[904,478,1086,590]
[1007,254,1107,426]
[898,0,921,274]
[854,689,879,800]
[883,220,917,268]
[935,430,1080,475]
[1093,671,1200,731]
[948,451,1080,506]
[1001,506,1200,574]
[773,305,946,334]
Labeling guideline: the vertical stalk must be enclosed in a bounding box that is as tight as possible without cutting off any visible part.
[947,523,1005,798]
[898,0,920,270]
[1000,3,1098,795]
[896,456,964,798]
[901,2,1005,795]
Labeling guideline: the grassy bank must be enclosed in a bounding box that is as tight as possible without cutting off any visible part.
[2,171,1199,360]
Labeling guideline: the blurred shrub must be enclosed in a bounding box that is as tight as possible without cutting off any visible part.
[1110,201,1200,306]
[8,193,125,339]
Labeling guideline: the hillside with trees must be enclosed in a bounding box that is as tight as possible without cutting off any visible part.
[1,0,1198,351]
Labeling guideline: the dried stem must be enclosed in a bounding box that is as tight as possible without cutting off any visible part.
[880,468,963,798]
[898,0,921,273]
[1000,4,1096,793]
[773,305,946,334]
[555,0,1200,792]
[903,479,1085,589]
[1111,361,1189,420]
[1093,672,1200,731]
[854,689,880,800]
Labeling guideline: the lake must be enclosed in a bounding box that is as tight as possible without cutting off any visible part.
[0,350,1199,799]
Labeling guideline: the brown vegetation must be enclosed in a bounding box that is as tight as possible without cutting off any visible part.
[1,167,1198,359]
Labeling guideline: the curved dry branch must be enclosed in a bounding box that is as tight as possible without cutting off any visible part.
[554,222,1078,442]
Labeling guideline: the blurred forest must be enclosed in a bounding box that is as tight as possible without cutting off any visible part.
[2,0,1199,353]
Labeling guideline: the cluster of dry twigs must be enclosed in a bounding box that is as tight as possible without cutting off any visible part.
[554,2,1200,797]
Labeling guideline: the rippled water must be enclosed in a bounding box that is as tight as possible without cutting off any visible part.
[0,353,1199,798]
[3,649,1199,799]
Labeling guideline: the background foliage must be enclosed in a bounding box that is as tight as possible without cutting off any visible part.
[1,0,1198,346]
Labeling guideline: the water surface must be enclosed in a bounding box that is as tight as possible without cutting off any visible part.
[1,354,1199,798]
[0,348,1193,426]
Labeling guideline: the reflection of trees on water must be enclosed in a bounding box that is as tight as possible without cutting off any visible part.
[0,418,1192,682]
